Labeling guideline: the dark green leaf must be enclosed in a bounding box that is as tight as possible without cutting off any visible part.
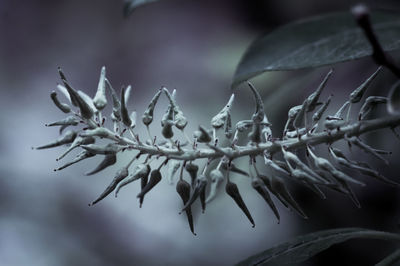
[376,249,400,266]
[236,228,400,266]
[233,11,400,87]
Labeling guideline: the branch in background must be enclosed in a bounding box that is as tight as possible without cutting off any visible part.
[352,4,400,78]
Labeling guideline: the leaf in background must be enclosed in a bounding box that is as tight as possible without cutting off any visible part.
[236,228,400,266]
[388,80,400,115]
[123,0,162,17]
[376,249,400,266]
[232,11,400,87]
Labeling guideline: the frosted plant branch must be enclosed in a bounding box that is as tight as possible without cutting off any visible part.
[36,66,400,235]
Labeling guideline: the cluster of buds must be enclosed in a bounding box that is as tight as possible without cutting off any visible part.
[36,66,400,235]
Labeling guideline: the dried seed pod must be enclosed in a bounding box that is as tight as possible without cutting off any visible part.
[185,162,199,187]
[306,69,333,112]
[293,99,307,129]
[358,96,387,120]
[211,94,235,129]
[79,127,118,140]
[349,66,381,103]
[167,160,181,185]
[57,68,78,106]
[176,179,196,235]
[199,175,207,213]
[55,150,95,171]
[181,174,207,213]
[329,147,370,168]
[115,164,150,197]
[89,167,129,206]
[45,116,79,127]
[58,136,95,160]
[77,90,98,115]
[337,179,361,208]
[206,169,225,203]
[346,136,389,165]
[58,71,94,119]
[302,179,326,199]
[35,130,77,150]
[283,105,302,133]
[264,157,290,176]
[251,178,280,223]
[93,66,107,111]
[174,109,188,130]
[50,91,71,113]
[161,103,175,139]
[333,101,350,119]
[236,120,253,132]
[120,86,133,127]
[306,146,365,186]
[261,115,272,141]
[329,147,399,186]
[162,120,174,139]
[142,89,162,126]
[139,167,149,207]
[269,175,308,219]
[248,122,262,143]
[247,82,265,123]
[163,88,188,130]
[258,174,289,209]
[81,143,122,155]
[224,112,233,139]
[312,95,332,124]
[85,154,117,176]
[281,148,325,183]
[137,169,162,206]
[105,78,121,121]
[221,162,249,177]
[129,111,137,128]
[225,180,255,227]
[193,126,212,143]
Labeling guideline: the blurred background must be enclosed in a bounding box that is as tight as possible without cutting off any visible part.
[1,0,400,265]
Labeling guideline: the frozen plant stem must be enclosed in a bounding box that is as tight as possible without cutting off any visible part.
[37,67,400,234]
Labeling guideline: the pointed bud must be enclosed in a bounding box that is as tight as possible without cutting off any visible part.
[81,143,122,155]
[142,89,162,126]
[251,178,280,223]
[93,66,107,110]
[206,169,224,203]
[85,154,117,176]
[55,150,95,171]
[167,160,181,185]
[181,175,207,213]
[225,180,255,227]
[176,179,196,235]
[58,136,95,160]
[211,94,234,129]
[121,86,133,127]
[50,91,71,113]
[89,167,129,206]
[105,78,121,121]
[137,169,162,207]
[35,130,77,150]
[115,164,150,197]
[45,116,79,127]
[350,66,381,103]
[193,126,212,143]
[185,162,199,187]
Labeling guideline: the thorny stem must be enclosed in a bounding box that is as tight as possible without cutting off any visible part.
[104,115,400,161]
